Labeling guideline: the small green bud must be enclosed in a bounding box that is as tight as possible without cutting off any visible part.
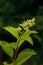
[24,27,28,30]
[17,26,22,30]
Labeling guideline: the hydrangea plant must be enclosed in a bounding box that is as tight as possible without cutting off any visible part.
[0,18,38,65]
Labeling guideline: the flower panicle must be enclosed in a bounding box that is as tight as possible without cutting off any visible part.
[19,18,35,30]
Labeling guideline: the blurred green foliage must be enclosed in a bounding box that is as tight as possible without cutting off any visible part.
[0,0,43,65]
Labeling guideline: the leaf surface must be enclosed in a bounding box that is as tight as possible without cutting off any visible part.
[0,41,14,57]
[18,30,33,47]
[3,62,13,65]
[3,26,20,38]
[10,42,17,49]
[30,30,38,34]
[14,48,37,65]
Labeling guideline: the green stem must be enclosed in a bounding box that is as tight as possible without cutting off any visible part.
[12,32,24,63]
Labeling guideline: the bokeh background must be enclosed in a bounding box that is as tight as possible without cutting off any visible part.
[0,0,43,65]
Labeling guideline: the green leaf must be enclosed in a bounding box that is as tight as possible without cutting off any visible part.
[18,30,33,47]
[30,30,38,34]
[3,26,20,38]
[3,62,9,65]
[14,48,37,65]
[10,42,17,49]
[3,62,13,65]
[0,41,14,57]
[25,35,33,45]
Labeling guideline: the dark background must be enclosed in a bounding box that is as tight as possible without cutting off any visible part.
[0,0,43,65]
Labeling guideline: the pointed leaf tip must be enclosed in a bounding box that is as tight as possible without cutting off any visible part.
[3,26,20,38]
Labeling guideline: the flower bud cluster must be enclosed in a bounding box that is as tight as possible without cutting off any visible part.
[18,18,35,31]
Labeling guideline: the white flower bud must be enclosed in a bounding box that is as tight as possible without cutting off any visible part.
[32,18,35,22]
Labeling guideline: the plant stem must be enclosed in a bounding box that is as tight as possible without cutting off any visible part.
[12,32,24,63]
